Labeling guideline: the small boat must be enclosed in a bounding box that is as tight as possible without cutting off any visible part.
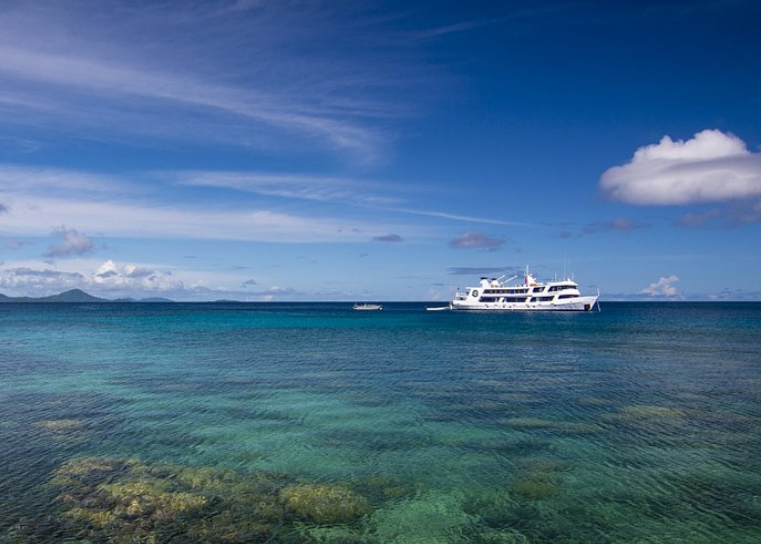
[353,303,382,311]
[451,265,599,312]
[426,305,451,311]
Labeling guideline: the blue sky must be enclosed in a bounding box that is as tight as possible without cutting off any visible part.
[1,0,760,301]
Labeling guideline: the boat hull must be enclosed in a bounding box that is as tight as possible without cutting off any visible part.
[451,295,598,312]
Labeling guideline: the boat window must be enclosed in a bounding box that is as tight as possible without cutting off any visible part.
[549,285,575,292]
[532,287,545,293]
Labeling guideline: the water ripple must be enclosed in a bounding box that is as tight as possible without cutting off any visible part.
[1,302,760,542]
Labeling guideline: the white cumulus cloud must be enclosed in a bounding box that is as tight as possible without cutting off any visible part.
[92,260,182,292]
[600,129,761,205]
[639,275,680,298]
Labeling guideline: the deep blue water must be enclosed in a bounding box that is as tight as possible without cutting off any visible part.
[0,302,759,543]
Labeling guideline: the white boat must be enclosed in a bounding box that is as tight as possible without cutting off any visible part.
[353,303,382,311]
[451,266,599,312]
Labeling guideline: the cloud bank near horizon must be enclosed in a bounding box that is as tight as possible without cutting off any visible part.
[639,275,680,298]
[0,259,274,301]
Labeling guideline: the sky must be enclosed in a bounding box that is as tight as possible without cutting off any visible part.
[1,0,760,301]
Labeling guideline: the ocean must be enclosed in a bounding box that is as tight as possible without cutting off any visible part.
[0,302,759,543]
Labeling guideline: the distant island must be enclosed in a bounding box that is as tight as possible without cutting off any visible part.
[0,289,174,303]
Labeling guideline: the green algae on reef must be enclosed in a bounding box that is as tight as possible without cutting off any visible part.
[502,417,606,436]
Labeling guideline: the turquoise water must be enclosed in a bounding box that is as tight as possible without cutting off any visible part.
[0,302,759,543]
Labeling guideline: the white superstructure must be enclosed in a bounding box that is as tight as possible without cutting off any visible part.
[451,266,598,312]
[354,303,382,311]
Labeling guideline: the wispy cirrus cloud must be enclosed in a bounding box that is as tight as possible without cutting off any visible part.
[389,207,534,227]
[0,1,433,163]
[6,194,394,243]
[0,165,129,196]
[0,161,526,248]
[0,45,383,162]
[0,165,419,243]
[174,170,528,227]
[174,171,400,206]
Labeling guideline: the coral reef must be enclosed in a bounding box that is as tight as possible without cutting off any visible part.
[602,404,691,434]
[350,474,418,505]
[48,456,378,543]
[502,417,556,429]
[367,491,476,543]
[34,419,86,432]
[618,405,687,418]
[46,456,559,543]
[512,476,558,500]
[511,462,564,501]
[502,417,605,435]
[279,484,370,524]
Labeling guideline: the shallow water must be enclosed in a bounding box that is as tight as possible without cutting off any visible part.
[0,302,759,543]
